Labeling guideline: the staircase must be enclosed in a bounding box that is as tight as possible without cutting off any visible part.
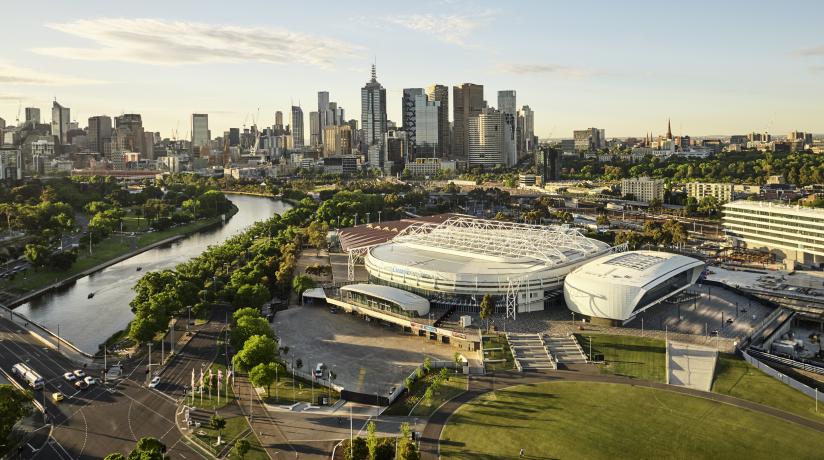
[508,333,556,371]
[545,335,588,364]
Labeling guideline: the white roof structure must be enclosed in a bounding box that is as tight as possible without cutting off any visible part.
[393,217,607,265]
[564,251,704,322]
[340,283,430,316]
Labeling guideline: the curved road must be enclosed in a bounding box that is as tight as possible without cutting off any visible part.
[419,369,824,460]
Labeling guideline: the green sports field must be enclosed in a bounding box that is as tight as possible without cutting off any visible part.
[440,381,824,460]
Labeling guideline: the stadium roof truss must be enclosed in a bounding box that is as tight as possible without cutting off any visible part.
[393,217,605,265]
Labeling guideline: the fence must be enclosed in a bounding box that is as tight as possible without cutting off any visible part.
[747,348,824,376]
[741,349,821,401]
[0,304,94,359]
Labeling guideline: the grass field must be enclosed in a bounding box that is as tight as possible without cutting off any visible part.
[259,369,341,405]
[712,353,824,422]
[441,381,824,459]
[227,433,269,460]
[575,333,666,382]
[192,415,249,456]
[384,371,467,417]
[483,335,515,372]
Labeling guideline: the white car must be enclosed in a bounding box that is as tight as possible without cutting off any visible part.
[148,376,161,388]
[84,376,97,386]
[63,372,76,382]
[73,369,86,378]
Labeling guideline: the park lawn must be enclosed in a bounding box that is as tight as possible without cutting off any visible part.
[441,381,824,460]
[193,415,249,456]
[0,213,228,295]
[227,433,269,460]
[575,333,666,382]
[712,353,824,422]
[483,335,515,371]
[384,371,467,417]
[260,370,340,405]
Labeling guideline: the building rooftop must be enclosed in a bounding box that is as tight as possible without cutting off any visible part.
[724,200,824,218]
[567,250,704,288]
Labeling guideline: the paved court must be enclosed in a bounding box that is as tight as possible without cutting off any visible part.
[274,305,456,396]
[667,341,717,392]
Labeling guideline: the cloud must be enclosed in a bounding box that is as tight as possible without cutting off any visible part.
[496,63,601,79]
[0,62,102,85]
[33,18,357,68]
[384,11,495,46]
[797,45,824,56]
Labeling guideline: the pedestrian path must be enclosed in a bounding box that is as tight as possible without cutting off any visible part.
[507,333,556,371]
[667,341,717,392]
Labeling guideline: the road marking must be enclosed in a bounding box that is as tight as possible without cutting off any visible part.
[78,408,88,457]
[127,400,138,441]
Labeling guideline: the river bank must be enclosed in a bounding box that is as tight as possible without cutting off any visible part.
[13,196,290,354]
[221,189,275,198]
[0,204,239,305]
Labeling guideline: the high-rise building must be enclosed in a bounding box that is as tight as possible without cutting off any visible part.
[381,129,409,173]
[535,147,560,183]
[468,107,506,168]
[275,111,284,129]
[686,182,734,203]
[0,117,5,130]
[518,106,536,153]
[621,177,664,203]
[51,101,70,145]
[228,128,240,147]
[323,124,352,156]
[361,65,387,150]
[113,114,145,155]
[25,108,41,125]
[402,88,425,156]
[87,115,112,154]
[291,106,304,148]
[573,127,603,152]
[191,114,210,150]
[309,111,321,147]
[318,91,330,144]
[426,84,450,157]
[414,94,439,159]
[452,83,484,159]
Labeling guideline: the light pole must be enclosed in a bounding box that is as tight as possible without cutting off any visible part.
[147,343,152,384]
[187,306,192,331]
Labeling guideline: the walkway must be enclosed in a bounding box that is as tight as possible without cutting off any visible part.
[544,335,587,364]
[667,341,717,392]
[419,370,824,460]
[507,333,555,371]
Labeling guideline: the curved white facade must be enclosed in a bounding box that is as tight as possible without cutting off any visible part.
[563,251,704,322]
[340,283,430,316]
[364,217,613,312]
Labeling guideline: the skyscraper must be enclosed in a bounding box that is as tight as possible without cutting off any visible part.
[309,111,321,147]
[361,65,387,151]
[468,107,505,167]
[426,84,450,157]
[318,91,330,144]
[113,114,145,155]
[291,106,304,148]
[414,94,439,159]
[498,90,518,158]
[191,114,210,151]
[25,107,41,125]
[452,83,484,159]
[51,100,70,145]
[402,88,425,156]
[275,111,284,130]
[87,115,112,155]
[519,106,536,153]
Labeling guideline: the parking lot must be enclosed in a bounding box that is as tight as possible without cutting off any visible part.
[274,304,456,396]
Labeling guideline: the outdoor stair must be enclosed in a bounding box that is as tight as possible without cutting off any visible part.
[544,335,588,364]
[507,333,557,371]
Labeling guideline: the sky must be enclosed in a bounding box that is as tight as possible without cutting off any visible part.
[1,0,823,139]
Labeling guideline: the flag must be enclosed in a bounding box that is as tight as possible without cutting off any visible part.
[208,368,214,387]
[217,369,223,385]
[199,368,204,389]
[191,368,195,391]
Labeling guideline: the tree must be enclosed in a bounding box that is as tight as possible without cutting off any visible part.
[232,335,278,372]
[233,439,251,459]
[374,442,394,460]
[479,294,493,332]
[127,437,167,460]
[233,284,270,310]
[211,415,226,445]
[249,362,279,397]
[104,454,126,460]
[423,387,434,406]
[233,307,262,323]
[397,422,420,460]
[366,421,378,460]
[0,385,30,447]
[291,275,316,304]
[306,220,329,256]
[595,214,610,227]
[453,352,463,373]
[24,243,50,268]
[423,357,432,374]
[344,437,368,460]
[231,315,273,349]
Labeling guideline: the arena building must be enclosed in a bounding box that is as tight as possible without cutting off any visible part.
[563,251,704,325]
[362,216,614,315]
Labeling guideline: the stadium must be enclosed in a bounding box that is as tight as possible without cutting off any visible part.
[563,250,705,325]
[361,216,614,315]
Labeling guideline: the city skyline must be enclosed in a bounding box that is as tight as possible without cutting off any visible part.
[1,0,823,138]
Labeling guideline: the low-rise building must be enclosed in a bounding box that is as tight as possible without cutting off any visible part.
[685,182,734,203]
[621,177,665,203]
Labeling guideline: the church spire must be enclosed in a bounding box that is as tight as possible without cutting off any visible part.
[666,118,673,140]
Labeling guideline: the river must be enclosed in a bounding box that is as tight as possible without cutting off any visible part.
[14,195,291,354]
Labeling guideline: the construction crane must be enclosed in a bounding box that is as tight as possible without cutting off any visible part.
[15,100,21,126]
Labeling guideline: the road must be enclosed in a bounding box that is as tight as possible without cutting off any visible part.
[419,369,824,460]
[0,317,203,459]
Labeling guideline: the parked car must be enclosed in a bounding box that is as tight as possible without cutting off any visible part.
[75,380,88,390]
[84,376,97,386]
[63,372,76,382]
[73,369,86,378]
[148,376,161,388]
[52,392,64,402]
